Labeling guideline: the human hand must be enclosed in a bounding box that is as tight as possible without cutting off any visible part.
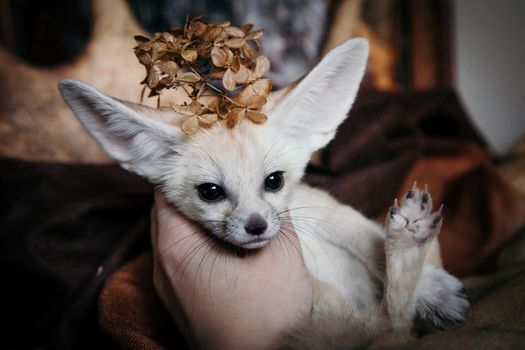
[151,191,313,350]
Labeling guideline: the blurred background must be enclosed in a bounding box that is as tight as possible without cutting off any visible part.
[453,0,525,155]
[0,0,523,155]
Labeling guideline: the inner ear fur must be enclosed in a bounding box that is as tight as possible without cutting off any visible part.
[269,38,369,153]
[58,79,183,182]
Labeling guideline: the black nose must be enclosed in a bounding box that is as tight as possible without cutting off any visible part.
[244,213,268,235]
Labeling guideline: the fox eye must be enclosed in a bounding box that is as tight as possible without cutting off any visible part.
[264,171,284,192]
[197,183,225,202]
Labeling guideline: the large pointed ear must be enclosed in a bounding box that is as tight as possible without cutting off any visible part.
[58,79,183,183]
[270,38,368,152]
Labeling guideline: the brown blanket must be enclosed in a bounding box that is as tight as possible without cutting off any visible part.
[0,159,153,349]
[100,237,525,350]
[2,89,524,349]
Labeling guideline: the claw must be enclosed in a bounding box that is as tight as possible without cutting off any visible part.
[433,317,445,330]
[412,181,418,191]
[437,204,444,214]
[389,207,396,219]
[424,183,429,192]
[450,317,465,325]
[389,199,400,219]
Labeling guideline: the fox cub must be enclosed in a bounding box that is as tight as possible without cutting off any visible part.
[59,38,468,348]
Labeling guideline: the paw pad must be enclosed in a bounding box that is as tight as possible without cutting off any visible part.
[387,182,443,245]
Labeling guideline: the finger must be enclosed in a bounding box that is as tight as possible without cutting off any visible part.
[154,190,202,235]
[153,191,210,263]
[154,190,183,220]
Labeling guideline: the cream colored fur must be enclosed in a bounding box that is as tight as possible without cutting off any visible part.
[59,38,468,348]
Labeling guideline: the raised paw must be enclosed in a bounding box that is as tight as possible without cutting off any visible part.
[387,182,442,245]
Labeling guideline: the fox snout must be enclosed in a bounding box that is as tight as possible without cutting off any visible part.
[225,205,279,249]
[244,213,268,236]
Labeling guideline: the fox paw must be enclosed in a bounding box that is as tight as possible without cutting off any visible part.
[387,182,442,245]
[416,264,470,328]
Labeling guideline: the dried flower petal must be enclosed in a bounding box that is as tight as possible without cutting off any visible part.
[209,69,225,79]
[246,110,268,123]
[251,79,272,97]
[242,42,258,59]
[161,32,174,43]
[225,26,245,38]
[203,25,222,42]
[196,43,212,57]
[236,80,272,105]
[135,50,153,65]
[170,103,194,116]
[190,21,208,36]
[227,108,245,128]
[181,116,199,134]
[134,35,150,44]
[159,76,173,85]
[147,67,159,88]
[150,41,168,60]
[176,71,201,83]
[224,37,245,49]
[211,46,228,67]
[198,113,219,125]
[207,96,230,119]
[241,23,254,33]
[189,99,202,114]
[230,56,241,72]
[224,48,234,66]
[223,68,237,91]
[181,49,198,62]
[246,95,266,109]
[232,64,249,84]
[156,61,179,77]
[247,29,264,40]
[206,96,220,110]
[254,55,271,79]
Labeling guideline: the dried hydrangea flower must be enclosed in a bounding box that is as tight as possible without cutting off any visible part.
[133,15,272,134]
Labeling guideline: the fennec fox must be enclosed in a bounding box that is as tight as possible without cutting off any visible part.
[59,38,468,348]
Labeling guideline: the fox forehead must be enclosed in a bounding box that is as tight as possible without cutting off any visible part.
[167,83,305,192]
[173,120,296,192]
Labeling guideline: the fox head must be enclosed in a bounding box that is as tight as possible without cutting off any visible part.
[59,38,368,249]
